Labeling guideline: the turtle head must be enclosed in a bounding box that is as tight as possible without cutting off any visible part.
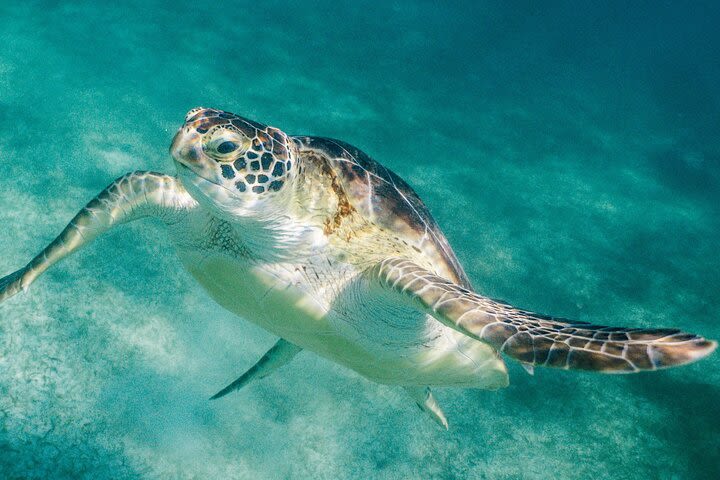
[170,107,298,217]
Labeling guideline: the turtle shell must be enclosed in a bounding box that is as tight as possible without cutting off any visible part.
[294,136,472,289]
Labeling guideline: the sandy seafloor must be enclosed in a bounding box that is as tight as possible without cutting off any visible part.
[0,1,719,478]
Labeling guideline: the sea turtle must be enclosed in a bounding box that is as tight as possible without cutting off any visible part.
[0,107,715,428]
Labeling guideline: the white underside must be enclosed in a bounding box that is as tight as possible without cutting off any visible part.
[176,246,508,389]
[171,171,507,388]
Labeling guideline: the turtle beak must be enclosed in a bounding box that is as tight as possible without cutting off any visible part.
[170,126,201,167]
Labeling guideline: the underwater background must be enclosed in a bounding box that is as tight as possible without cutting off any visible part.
[0,1,719,478]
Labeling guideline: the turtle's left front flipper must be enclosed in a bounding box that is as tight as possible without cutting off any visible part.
[210,338,302,400]
[0,171,198,303]
[369,258,717,373]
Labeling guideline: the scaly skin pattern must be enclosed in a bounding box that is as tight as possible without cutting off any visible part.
[0,108,715,397]
[372,258,716,373]
[0,171,197,302]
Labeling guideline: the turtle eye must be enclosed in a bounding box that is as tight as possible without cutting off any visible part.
[217,141,238,154]
[204,129,249,162]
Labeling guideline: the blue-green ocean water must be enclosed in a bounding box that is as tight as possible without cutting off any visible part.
[1,1,719,478]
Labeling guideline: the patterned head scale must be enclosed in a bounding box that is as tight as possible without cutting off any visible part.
[171,107,296,196]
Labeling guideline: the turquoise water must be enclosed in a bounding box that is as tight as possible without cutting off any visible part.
[1,1,719,478]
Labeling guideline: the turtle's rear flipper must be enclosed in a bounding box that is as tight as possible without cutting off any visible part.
[0,172,197,305]
[210,338,302,400]
[404,386,449,429]
[369,258,717,373]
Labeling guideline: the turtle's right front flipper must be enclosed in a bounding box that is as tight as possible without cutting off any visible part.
[370,258,717,373]
[0,171,198,303]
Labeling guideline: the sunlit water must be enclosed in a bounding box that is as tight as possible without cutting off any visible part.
[1,1,719,478]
